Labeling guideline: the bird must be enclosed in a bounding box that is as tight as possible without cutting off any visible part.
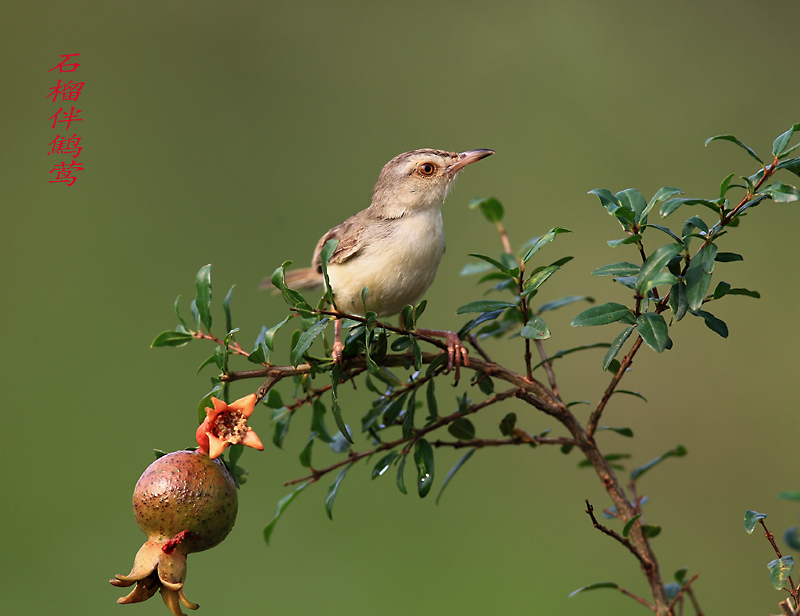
[278,147,494,368]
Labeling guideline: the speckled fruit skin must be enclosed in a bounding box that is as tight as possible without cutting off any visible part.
[133,449,238,552]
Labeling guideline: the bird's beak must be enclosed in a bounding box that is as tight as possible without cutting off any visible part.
[447,149,495,174]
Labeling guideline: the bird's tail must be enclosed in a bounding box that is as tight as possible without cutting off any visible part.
[261,266,325,292]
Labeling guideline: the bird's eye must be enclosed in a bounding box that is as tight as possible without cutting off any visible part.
[418,162,436,176]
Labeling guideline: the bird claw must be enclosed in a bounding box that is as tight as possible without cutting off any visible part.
[332,338,344,365]
[444,331,469,385]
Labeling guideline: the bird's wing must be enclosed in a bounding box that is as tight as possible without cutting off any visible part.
[311,214,366,271]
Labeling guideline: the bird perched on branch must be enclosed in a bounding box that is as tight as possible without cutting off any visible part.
[278,147,494,368]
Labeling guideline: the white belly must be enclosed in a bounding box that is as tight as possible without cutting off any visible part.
[327,210,446,316]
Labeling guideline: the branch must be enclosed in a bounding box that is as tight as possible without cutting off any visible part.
[585,500,648,569]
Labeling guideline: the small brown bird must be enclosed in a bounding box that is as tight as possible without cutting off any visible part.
[282,148,494,367]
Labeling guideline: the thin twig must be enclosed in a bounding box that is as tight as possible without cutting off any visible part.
[585,500,648,569]
[587,336,644,438]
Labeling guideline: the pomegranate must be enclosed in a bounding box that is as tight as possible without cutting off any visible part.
[110,449,238,616]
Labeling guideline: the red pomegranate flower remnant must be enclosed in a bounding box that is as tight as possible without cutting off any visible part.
[195,393,264,459]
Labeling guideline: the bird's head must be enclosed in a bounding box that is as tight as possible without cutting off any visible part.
[370,148,494,217]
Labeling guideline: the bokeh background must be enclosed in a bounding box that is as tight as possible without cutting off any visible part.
[3,1,800,614]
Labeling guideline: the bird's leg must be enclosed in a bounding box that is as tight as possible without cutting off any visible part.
[414,326,469,380]
[332,318,344,364]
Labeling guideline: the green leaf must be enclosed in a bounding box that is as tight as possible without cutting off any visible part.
[674,567,689,584]
[744,510,767,534]
[768,555,794,590]
[324,463,352,520]
[785,527,800,551]
[271,407,291,448]
[425,379,438,421]
[402,391,417,439]
[263,388,284,409]
[636,243,684,294]
[448,417,476,440]
[460,261,494,276]
[195,264,213,332]
[685,243,717,311]
[669,281,688,321]
[263,482,310,545]
[521,264,562,297]
[631,445,687,480]
[607,234,641,247]
[642,525,661,538]
[396,454,408,494]
[222,285,234,335]
[712,281,731,299]
[592,262,640,277]
[660,198,719,218]
[538,295,593,313]
[614,390,648,402]
[622,514,642,538]
[727,288,760,299]
[719,173,736,199]
[311,399,334,443]
[778,157,800,177]
[642,187,684,222]
[640,271,677,295]
[522,227,572,263]
[715,251,743,263]
[572,303,631,327]
[691,309,728,338]
[173,295,190,332]
[569,582,619,598]
[330,365,353,444]
[436,448,476,505]
[290,318,330,366]
[414,439,435,498]
[637,313,672,353]
[617,188,647,225]
[761,181,800,203]
[773,124,800,158]
[298,432,316,468]
[372,451,400,479]
[603,326,634,370]
[469,197,504,223]
[467,253,516,277]
[778,491,800,501]
[248,326,271,364]
[499,412,517,436]
[705,133,764,164]
[520,316,551,340]
[151,330,194,347]
[457,309,506,338]
[456,300,517,314]
[596,426,634,437]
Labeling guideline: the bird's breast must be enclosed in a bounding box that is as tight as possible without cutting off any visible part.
[327,210,446,316]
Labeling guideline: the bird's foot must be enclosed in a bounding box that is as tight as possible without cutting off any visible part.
[331,337,345,365]
[331,318,344,364]
[417,328,469,384]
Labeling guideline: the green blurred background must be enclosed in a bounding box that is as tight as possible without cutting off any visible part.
[3,1,800,614]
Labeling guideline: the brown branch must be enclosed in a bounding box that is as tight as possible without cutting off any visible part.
[616,586,655,611]
[194,331,251,358]
[760,519,800,606]
[285,388,521,486]
[585,500,648,568]
[587,336,644,438]
[668,572,702,615]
